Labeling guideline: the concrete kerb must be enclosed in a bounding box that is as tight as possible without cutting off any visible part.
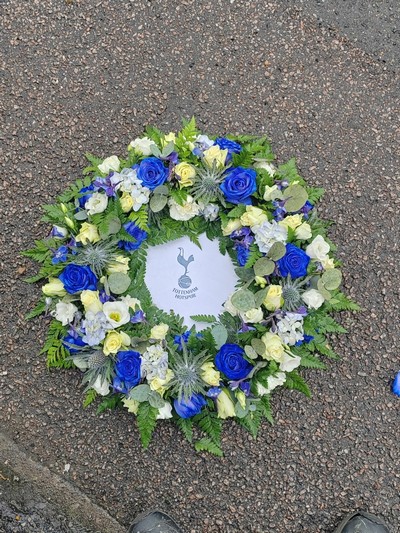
[0,431,126,533]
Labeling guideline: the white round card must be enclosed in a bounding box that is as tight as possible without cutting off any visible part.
[145,233,238,329]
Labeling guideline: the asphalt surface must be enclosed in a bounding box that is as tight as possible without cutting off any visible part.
[1,1,399,532]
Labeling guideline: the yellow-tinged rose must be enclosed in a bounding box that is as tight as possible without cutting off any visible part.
[279,214,303,230]
[201,362,221,386]
[42,278,66,297]
[263,285,283,312]
[295,222,312,240]
[150,369,174,397]
[255,276,267,288]
[261,332,285,362]
[203,145,228,169]
[80,290,103,314]
[222,218,242,236]
[122,398,139,414]
[150,323,169,340]
[103,331,129,356]
[175,162,196,188]
[120,192,134,213]
[236,390,246,410]
[75,222,100,245]
[240,206,268,227]
[216,389,236,419]
[321,256,335,270]
[107,256,130,275]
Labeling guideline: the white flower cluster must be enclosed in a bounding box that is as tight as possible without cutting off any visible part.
[252,220,288,254]
[275,312,304,346]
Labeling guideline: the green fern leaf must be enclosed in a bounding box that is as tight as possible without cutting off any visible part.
[194,438,223,457]
[137,402,158,449]
[284,372,311,397]
[176,418,193,443]
[83,389,98,408]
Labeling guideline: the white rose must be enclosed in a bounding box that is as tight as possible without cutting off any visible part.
[102,301,131,328]
[150,323,169,340]
[263,184,282,201]
[254,161,276,176]
[222,218,242,236]
[279,353,301,372]
[98,155,120,175]
[156,402,173,420]
[240,307,264,324]
[120,295,142,310]
[53,302,78,326]
[320,257,335,270]
[223,295,239,317]
[84,192,108,215]
[92,376,110,396]
[302,289,325,310]
[168,196,200,221]
[295,222,312,240]
[129,136,156,156]
[306,235,330,261]
[256,372,286,396]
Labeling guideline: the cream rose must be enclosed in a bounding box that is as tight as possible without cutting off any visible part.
[240,307,264,324]
[42,278,66,297]
[120,192,134,213]
[107,256,130,275]
[240,206,268,227]
[263,285,283,311]
[103,330,130,356]
[168,196,200,221]
[222,218,242,236]
[302,289,325,310]
[295,222,312,240]
[129,136,156,156]
[279,214,303,230]
[84,192,108,215]
[80,290,103,314]
[75,222,100,245]
[98,155,120,175]
[216,389,236,419]
[201,362,221,386]
[175,162,196,188]
[261,332,285,362]
[203,145,227,168]
[150,323,169,340]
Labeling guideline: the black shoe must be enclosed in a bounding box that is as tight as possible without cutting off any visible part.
[334,510,390,533]
[128,509,183,533]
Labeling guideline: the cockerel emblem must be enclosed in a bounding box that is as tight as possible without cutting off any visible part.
[177,247,194,289]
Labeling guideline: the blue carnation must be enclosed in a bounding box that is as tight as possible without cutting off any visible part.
[392,371,400,397]
[59,264,97,294]
[174,393,207,419]
[220,167,257,205]
[113,351,142,393]
[277,243,310,279]
[235,245,249,267]
[137,157,168,190]
[118,222,148,252]
[215,137,242,156]
[215,343,253,380]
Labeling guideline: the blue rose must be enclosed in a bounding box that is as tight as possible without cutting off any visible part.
[137,157,168,190]
[113,350,142,393]
[215,343,253,380]
[118,222,148,252]
[63,334,87,354]
[277,243,310,279]
[220,167,257,205]
[215,137,242,156]
[174,393,207,419]
[392,371,400,397]
[59,264,97,294]
[78,184,95,208]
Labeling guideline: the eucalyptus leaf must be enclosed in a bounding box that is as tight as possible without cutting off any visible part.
[254,257,275,277]
[251,338,266,356]
[283,184,308,212]
[150,194,168,213]
[317,279,332,301]
[254,287,268,308]
[150,144,162,157]
[231,289,256,313]
[234,267,255,282]
[153,185,169,196]
[148,391,166,409]
[244,345,259,360]
[129,384,151,402]
[321,269,342,290]
[106,215,122,235]
[211,324,228,349]
[235,401,248,419]
[267,242,286,261]
[161,141,175,157]
[74,210,88,221]
[108,272,131,295]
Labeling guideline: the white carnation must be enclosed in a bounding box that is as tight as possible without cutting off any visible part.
[98,155,120,175]
[53,302,78,326]
[92,376,110,396]
[256,372,287,396]
[199,202,219,222]
[157,402,173,420]
[254,160,276,176]
[168,195,200,221]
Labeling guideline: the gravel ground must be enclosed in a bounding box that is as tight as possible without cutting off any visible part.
[1,1,399,532]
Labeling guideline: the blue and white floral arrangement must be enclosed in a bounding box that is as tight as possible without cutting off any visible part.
[24,118,359,455]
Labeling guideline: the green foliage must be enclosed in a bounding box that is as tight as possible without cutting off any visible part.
[137,402,158,449]
[145,125,164,145]
[190,314,216,324]
[176,417,193,443]
[194,410,222,446]
[97,394,123,414]
[175,117,199,160]
[324,292,360,312]
[277,158,304,185]
[83,389,98,408]
[244,245,263,269]
[227,204,247,218]
[236,405,263,438]
[259,395,274,425]
[284,372,311,397]
[58,176,93,202]
[306,186,325,204]
[25,299,46,320]
[41,204,70,225]
[41,320,72,369]
[194,438,223,457]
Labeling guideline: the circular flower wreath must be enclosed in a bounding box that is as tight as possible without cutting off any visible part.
[25,118,358,455]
